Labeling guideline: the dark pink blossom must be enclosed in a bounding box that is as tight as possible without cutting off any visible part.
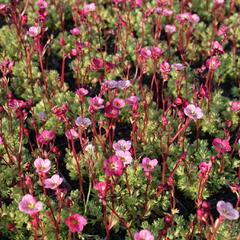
[211,41,224,54]
[37,130,55,145]
[199,161,212,177]
[94,181,107,199]
[105,104,119,119]
[231,101,240,112]
[90,58,104,71]
[65,214,87,233]
[112,98,125,109]
[212,138,231,154]
[134,229,154,240]
[217,201,239,220]
[104,155,124,177]
[206,56,221,71]
[19,194,43,215]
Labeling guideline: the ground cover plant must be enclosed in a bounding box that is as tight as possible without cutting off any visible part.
[0,0,239,239]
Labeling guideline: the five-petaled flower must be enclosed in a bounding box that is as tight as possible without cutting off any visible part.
[216,201,239,220]
[34,157,51,174]
[19,194,43,215]
[65,214,87,233]
[212,138,231,154]
[104,155,124,177]
[141,157,158,173]
[134,229,155,240]
[184,104,204,121]
[44,174,63,190]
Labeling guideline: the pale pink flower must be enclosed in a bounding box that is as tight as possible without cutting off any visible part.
[44,174,63,189]
[162,9,173,16]
[165,24,176,34]
[34,157,51,174]
[184,104,204,121]
[116,150,133,166]
[65,128,78,140]
[83,3,96,13]
[28,26,41,37]
[212,138,231,154]
[103,155,124,177]
[189,14,200,24]
[89,96,104,110]
[126,96,140,105]
[65,214,87,233]
[37,0,48,9]
[217,201,239,220]
[134,229,154,240]
[103,80,118,89]
[19,194,43,215]
[112,98,125,110]
[113,139,131,152]
[141,157,158,173]
[212,41,224,54]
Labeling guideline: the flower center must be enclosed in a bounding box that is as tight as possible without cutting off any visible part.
[28,203,35,210]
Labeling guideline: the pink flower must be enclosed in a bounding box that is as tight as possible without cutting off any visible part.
[116,150,133,166]
[171,63,185,71]
[126,96,140,105]
[34,157,51,174]
[214,0,225,6]
[70,27,80,36]
[199,162,212,176]
[162,9,173,16]
[44,174,63,189]
[165,24,176,34]
[113,139,131,152]
[131,0,142,7]
[160,61,171,75]
[28,26,41,37]
[217,201,239,220]
[112,98,125,110]
[19,194,43,215]
[139,47,152,62]
[104,155,124,177]
[105,104,119,119]
[206,56,221,71]
[83,3,96,13]
[150,47,163,60]
[212,138,231,154]
[134,229,154,240]
[65,214,87,233]
[37,0,48,9]
[90,58,104,71]
[76,88,88,102]
[37,130,55,145]
[189,14,200,24]
[183,104,204,121]
[94,181,107,199]
[0,135,3,145]
[217,25,229,36]
[141,157,158,173]
[89,96,104,110]
[212,41,224,54]
[231,101,240,112]
[65,128,78,140]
